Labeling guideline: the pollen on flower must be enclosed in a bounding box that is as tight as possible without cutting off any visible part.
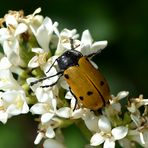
[0,106,4,111]
[38,52,48,65]
[16,96,24,109]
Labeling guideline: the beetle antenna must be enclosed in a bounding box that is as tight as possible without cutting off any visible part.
[30,71,63,86]
[87,50,102,58]
[70,38,74,50]
[46,59,57,73]
[70,38,80,50]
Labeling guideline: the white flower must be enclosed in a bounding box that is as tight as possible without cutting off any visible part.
[28,48,48,68]
[3,39,23,66]
[130,94,148,108]
[90,116,128,148]
[34,117,64,144]
[0,90,29,123]
[55,28,79,55]
[34,122,56,143]
[30,17,58,51]
[30,98,71,124]
[27,66,59,103]
[77,30,108,56]
[0,69,21,91]
[109,91,129,112]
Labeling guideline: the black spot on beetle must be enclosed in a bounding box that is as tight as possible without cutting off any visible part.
[87,91,93,96]
[64,74,69,79]
[100,81,104,86]
[79,96,84,100]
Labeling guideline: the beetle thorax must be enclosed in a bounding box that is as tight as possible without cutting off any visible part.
[57,50,83,71]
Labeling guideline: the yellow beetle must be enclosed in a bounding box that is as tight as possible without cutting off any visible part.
[30,44,110,110]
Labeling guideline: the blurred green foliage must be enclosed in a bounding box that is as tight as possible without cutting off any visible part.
[0,0,148,147]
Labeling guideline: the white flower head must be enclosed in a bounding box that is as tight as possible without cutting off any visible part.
[28,48,49,68]
[109,91,129,112]
[30,95,71,124]
[0,90,29,123]
[3,39,22,66]
[34,117,65,145]
[77,30,108,56]
[0,69,21,91]
[90,116,128,148]
[130,94,148,108]
[55,28,79,55]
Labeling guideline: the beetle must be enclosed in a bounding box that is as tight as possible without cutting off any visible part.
[30,41,110,110]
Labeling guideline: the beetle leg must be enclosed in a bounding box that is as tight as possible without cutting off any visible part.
[69,87,78,111]
[40,75,62,88]
[30,71,63,86]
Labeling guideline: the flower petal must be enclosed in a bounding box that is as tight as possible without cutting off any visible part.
[43,139,65,148]
[112,126,128,140]
[56,107,71,118]
[32,47,44,53]
[0,57,12,70]
[92,41,107,51]
[34,132,44,145]
[71,108,84,119]
[21,102,29,113]
[104,138,115,148]
[65,91,73,100]
[98,116,111,133]
[45,126,55,138]
[35,87,51,102]
[28,56,39,68]
[14,23,28,36]
[5,15,18,26]
[0,28,11,43]
[36,25,50,51]
[90,133,105,146]
[81,30,93,46]
[41,112,54,123]
[83,112,99,132]
[30,103,47,114]
[117,91,129,100]
[0,111,8,124]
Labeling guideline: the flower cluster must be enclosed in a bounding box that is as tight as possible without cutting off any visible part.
[0,8,148,148]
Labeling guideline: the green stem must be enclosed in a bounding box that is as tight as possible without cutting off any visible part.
[74,119,92,141]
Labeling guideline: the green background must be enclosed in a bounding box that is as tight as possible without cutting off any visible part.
[0,0,147,147]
